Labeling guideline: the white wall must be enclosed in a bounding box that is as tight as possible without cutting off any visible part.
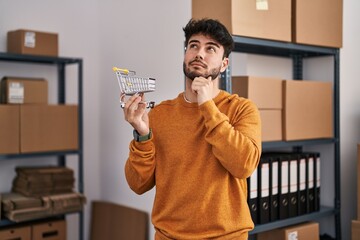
[340,0,360,239]
[0,1,360,240]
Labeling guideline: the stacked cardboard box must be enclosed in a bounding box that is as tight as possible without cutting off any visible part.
[0,220,66,240]
[283,80,333,140]
[232,77,333,141]
[1,192,51,222]
[257,221,319,240]
[1,192,86,223]
[0,166,86,223]
[292,0,343,48]
[0,77,48,104]
[7,29,58,57]
[0,77,79,154]
[192,0,343,48]
[192,0,292,42]
[0,225,31,240]
[12,166,75,196]
[32,220,66,240]
[0,105,20,154]
[232,76,283,141]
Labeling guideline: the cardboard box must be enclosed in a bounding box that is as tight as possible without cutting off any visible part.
[0,105,20,154]
[292,0,343,48]
[1,77,48,104]
[352,220,360,240]
[232,76,283,109]
[192,0,291,42]
[20,105,78,153]
[7,29,58,56]
[0,226,31,240]
[260,109,282,141]
[32,220,66,240]
[283,80,333,141]
[358,144,360,219]
[257,221,319,240]
[91,201,148,240]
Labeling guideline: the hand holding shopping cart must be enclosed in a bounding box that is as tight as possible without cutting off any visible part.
[113,67,156,108]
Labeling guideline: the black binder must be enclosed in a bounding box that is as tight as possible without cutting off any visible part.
[289,154,298,218]
[247,168,258,224]
[314,152,321,211]
[258,156,270,224]
[269,155,279,222]
[279,154,290,220]
[298,153,307,215]
[307,153,316,213]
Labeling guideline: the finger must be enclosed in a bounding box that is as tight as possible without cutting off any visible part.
[123,93,139,109]
[123,94,141,118]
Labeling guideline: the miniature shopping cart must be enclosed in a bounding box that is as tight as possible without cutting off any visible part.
[113,67,156,108]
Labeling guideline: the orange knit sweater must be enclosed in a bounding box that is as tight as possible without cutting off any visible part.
[125,90,262,240]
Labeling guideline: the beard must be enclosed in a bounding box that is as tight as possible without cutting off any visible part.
[183,61,222,81]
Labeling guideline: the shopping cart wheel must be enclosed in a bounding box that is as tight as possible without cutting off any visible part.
[148,101,155,108]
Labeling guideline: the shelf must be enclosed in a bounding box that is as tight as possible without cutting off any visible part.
[228,36,341,238]
[0,52,81,64]
[0,214,70,227]
[262,138,338,150]
[0,150,81,161]
[232,36,339,57]
[249,206,337,235]
[0,52,84,239]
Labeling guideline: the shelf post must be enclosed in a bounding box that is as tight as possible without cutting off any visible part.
[334,49,341,239]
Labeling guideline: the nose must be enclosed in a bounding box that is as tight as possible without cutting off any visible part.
[195,54,203,60]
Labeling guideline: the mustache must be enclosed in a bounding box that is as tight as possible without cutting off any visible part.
[189,59,207,68]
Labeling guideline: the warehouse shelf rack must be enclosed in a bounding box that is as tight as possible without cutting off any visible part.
[0,52,84,240]
[221,36,340,239]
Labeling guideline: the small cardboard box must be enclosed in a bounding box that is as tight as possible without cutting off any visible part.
[260,109,282,141]
[232,76,283,109]
[257,221,319,240]
[32,220,66,240]
[20,105,79,153]
[7,29,58,56]
[0,226,31,240]
[192,0,292,42]
[292,0,343,48]
[283,80,333,141]
[0,104,20,154]
[1,77,48,104]
[352,220,360,240]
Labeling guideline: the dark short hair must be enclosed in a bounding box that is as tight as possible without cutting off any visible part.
[183,18,234,58]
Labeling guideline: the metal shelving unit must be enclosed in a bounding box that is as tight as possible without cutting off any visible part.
[0,52,84,240]
[221,36,341,239]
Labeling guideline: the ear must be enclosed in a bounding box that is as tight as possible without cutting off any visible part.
[220,57,229,73]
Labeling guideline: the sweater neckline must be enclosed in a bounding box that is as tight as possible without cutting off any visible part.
[180,90,225,107]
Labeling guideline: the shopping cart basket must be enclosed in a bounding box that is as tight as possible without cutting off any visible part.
[113,67,156,108]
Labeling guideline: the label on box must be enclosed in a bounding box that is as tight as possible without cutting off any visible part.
[9,82,24,103]
[288,231,298,240]
[256,0,269,10]
[24,31,36,48]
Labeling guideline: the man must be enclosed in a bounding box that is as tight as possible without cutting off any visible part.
[123,18,261,240]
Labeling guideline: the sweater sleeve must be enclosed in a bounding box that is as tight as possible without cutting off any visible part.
[124,138,156,194]
[199,98,262,179]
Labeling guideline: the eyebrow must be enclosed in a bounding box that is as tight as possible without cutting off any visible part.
[188,39,221,49]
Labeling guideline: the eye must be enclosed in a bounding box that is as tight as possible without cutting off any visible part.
[188,43,198,49]
[207,46,216,53]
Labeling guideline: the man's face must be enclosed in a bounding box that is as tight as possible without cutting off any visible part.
[183,34,228,81]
